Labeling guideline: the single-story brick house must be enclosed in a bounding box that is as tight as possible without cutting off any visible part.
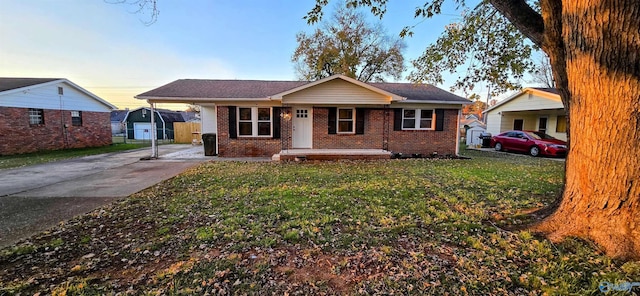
[0,78,116,155]
[136,75,470,159]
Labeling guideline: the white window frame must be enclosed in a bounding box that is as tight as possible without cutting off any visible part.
[402,109,434,130]
[337,108,355,134]
[237,107,272,137]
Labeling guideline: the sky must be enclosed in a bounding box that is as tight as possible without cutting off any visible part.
[0,0,477,110]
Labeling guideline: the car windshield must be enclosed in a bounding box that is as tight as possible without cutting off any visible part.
[526,131,556,140]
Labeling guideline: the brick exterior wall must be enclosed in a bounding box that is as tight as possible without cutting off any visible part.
[313,107,387,150]
[388,109,459,156]
[215,106,459,158]
[0,107,112,155]
[216,106,286,157]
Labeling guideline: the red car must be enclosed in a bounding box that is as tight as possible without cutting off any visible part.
[490,130,567,157]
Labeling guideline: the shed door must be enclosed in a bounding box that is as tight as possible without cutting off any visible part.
[133,123,153,140]
[292,107,312,148]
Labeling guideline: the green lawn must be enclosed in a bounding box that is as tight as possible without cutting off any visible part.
[1,150,638,295]
[0,143,149,170]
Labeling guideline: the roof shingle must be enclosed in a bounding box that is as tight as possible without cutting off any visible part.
[137,78,469,103]
[0,78,61,93]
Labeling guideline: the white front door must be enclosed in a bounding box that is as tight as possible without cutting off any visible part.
[292,107,312,148]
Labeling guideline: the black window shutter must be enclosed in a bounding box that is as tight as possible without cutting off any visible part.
[393,108,403,131]
[435,109,445,131]
[272,107,281,139]
[355,108,365,134]
[228,106,237,139]
[328,107,337,134]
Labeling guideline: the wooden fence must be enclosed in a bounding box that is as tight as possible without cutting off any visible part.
[174,122,202,144]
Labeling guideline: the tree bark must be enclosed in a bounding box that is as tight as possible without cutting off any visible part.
[489,0,640,260]
[532,0,640,260]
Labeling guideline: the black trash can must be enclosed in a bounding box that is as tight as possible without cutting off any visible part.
[480,132,492,148]
[202,133,217,156]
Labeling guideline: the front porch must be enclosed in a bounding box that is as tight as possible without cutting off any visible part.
[273,149,392,161]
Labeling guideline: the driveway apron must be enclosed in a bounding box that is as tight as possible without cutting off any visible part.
[0,144,210,248]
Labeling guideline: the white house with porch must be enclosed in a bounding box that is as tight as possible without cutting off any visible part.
[483,88,567,141]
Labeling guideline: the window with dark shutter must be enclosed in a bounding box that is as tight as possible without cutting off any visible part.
[435,109,445,131]
[337,108,355,133]
[393,109,402,131]
[228,106,237,139]
[355,108,365,134]
[328,107,337,134]
[273,107,281,139]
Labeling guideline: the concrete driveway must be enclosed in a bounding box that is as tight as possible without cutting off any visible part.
[0,144,211,248]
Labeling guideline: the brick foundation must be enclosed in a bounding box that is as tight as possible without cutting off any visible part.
[0,107,112,155]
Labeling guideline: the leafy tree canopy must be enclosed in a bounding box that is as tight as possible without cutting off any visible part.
[308,0,539,95]
[293,5,406,82]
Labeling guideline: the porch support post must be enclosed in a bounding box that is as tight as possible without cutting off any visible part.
[150,102,158,159]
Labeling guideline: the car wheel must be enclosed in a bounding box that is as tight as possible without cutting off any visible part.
[494,143,502,151]
[529,146,540,157]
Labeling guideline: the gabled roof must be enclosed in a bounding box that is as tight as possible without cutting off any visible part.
[180,111,200,122]
[484,87,561,113]
[372,82,469,103]
[111,110,129,122]
[156,109,186,123]
[269,75,405,101]
[125,107,186,123]
[0,78,60,92]
[136,75,470,105]
[531,87,559,95]
[0,77,117,110]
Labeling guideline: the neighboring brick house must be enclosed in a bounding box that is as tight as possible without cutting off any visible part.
[136,75,470,159]
[0,78,116,155]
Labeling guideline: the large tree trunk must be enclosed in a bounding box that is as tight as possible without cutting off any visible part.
[532,0,640,260]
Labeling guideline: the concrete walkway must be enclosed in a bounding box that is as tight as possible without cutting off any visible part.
[0,144,211,248]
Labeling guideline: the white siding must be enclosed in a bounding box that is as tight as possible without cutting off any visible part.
[282,79,391,105]
[493,92,563,113]
[466,126,486,146]
[201,106,217,134]
[0,82,112,112]
[485,111,567,140]
[485,113,501,136]
[485,90,566,140]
